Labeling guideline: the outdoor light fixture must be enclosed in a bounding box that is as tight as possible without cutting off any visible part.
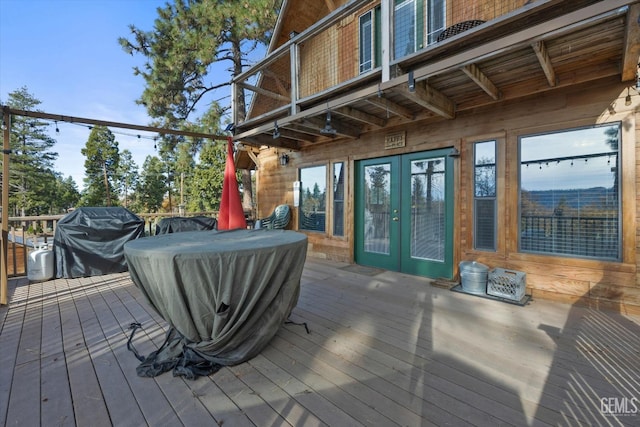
[279,153,289,166]
[408,71,415,92]
[626,88,632,106]
[319,110,337,136]
[273,121,280,139]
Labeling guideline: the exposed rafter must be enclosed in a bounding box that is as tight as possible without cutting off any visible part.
[365,96,414,120]
[297,116,361,139]
[272,125,320,143]
[393,81,455,119]
[262,69,290,97]
[238,82,290,102]
[531,40,557,87]
[462,64,501,100]
[621,3,640,81]
[334,106,386,127]
[242,134,300,150]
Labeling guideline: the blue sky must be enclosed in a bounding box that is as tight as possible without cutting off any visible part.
[0,0,172,189]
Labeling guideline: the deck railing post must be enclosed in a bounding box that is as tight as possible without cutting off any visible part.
[1,108,11,305]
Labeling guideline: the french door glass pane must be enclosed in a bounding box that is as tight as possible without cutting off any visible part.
[410,157,445,261]
[364,163,391,254]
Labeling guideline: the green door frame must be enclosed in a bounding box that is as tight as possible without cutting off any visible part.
[355,149,454,279]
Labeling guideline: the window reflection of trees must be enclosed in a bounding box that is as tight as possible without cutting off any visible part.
[299,166,326,232]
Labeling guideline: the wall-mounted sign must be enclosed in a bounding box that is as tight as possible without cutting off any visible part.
[384,131,406,149]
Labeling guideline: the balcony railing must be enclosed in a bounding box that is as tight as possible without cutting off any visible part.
[521,215,619,260]
[233,0,546,131]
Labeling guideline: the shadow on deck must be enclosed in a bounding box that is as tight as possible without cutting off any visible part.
[1,258,638,426]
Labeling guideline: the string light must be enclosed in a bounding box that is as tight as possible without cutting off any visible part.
[55,121,59,133]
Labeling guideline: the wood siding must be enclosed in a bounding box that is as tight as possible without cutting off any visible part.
[255,75,639,314]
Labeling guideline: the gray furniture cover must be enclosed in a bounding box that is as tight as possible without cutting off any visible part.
[54,207,144,278]
[155,216,217,234]
[124,229,308,379]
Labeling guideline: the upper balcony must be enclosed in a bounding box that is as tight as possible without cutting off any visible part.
[232,0,639,150]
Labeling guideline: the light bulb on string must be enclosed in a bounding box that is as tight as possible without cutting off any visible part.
[55,121,59,133]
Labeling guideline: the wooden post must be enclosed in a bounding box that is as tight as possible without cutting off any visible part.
[1,108,11,305]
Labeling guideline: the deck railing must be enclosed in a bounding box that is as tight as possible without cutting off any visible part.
[2,211,219,278]
[520,215,619,259]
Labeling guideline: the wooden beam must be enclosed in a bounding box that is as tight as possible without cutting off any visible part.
[297,116,361,139]
[238,82,290,102]
[621,3,640,82]
[324,0,336,11]
[1,109,10,305]
[262,69,290,97]
[393,81,455,119]
[274,126,320,143]
[531,40,557,87]
[365,96,414,120]
[462,64,501,100]
[335,106,386,127]
[241,134,300,150]
[3,107,228,141]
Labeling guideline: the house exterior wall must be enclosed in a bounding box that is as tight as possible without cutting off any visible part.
[256,75,639,314]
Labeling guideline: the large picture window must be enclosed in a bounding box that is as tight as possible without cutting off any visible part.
[519,124,620,260]
[299,165,327,232]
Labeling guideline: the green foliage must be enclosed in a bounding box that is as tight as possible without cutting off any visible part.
[2,87,75,215]
[119,0,281,213]
[116,149,139,208]
[186,140,226,212]
[119,0,281,127]
[136,155,167,212]
[80,126,120,206]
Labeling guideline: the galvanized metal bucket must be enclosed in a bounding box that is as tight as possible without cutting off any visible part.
[459,261,489,295]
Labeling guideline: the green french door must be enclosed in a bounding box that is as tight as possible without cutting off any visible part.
[355,149,454,279]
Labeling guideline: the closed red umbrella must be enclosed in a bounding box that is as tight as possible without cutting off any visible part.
[217,137,247,230]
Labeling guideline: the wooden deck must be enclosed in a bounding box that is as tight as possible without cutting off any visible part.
[1,258,639,426]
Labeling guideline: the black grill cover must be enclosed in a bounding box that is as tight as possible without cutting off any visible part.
[155,216,217,235]
[54,207,145,278]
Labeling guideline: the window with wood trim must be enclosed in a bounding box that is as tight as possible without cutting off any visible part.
[359,6,381,74]
[519,124,621,260]
[333,162,345,236]
[359,11,374,73]
[474,140,496,251]
[426,0,446,45]
[299,165,327,232]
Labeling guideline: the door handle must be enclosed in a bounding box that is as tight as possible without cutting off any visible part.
[392,217,399,221]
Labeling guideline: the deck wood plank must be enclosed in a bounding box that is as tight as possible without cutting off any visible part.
[61,277,112,427]
[0,279,24,427]
[1,260,639,426]
[40,278,74,427]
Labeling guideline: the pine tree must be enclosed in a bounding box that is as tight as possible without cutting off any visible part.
[119,0,282,212]
[80,126,120,206]
[137,155,167,212]
[3,87,59,215]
